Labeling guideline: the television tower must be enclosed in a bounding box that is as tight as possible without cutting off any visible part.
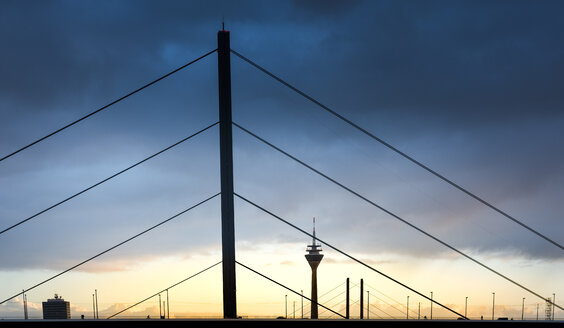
[305,217,324,319]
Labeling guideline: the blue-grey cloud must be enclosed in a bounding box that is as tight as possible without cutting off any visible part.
[1,0,563,276]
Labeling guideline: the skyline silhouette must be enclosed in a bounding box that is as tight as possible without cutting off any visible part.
[0,0,562,321]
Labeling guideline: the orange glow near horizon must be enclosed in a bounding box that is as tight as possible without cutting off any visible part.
[2,243,561,320]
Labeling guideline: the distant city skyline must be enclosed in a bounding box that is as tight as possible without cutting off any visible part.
[1,0,562,320]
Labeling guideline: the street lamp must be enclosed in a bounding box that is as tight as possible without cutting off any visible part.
[492,293,495,320]
[407,295,409,320]
[166,289,170,319]
[553,293,556,321]
[285,295,287,319]
[430,292,433,320]
[465,297,468,318]
[367,291,370,320]
[301,290,303,319]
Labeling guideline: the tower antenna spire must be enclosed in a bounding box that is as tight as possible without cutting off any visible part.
[313,217,316,245]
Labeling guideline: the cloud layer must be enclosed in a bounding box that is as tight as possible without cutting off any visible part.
[1,0,563,276]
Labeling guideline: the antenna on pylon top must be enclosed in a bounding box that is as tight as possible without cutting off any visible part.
[313,217,316,245]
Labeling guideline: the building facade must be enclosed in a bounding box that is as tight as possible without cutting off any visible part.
[42,294,71,319]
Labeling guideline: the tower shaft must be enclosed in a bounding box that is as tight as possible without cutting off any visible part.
[311,267,319,319]
[218,29,236,319]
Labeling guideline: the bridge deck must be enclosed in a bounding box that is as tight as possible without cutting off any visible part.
[1,319,561,327]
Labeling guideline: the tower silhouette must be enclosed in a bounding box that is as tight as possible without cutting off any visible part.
[305,217,323,319]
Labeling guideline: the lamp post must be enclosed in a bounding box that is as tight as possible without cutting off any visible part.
[430,292,433,320]
[367,291,370,320]
[301,290,303,319]
[95,289,99,320]
[166,289,170,319]
[285,295,288,319]
[492,293,495,320]
[407,296,409,320]
[465,297,468,318]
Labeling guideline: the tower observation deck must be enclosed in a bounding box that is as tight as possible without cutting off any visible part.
[305,217,324,319]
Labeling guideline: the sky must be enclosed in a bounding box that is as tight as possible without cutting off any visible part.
[0,0,563,320]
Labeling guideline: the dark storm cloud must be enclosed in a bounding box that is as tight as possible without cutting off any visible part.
[290,0,361,17]
[0,0,210,110]
[3,0,562,123]
[288,1,564,125]
[1,0,563,271]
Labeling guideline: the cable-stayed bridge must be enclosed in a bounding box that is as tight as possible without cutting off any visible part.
[0,30,561,327]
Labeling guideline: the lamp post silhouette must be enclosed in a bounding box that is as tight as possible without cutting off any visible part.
[285,295,287,319]
[492,293,495,320]
[301,290,303,319]
[407,295,409,320]
[465,297,468,318]
[367,291,370,320]
[430,292,433,320]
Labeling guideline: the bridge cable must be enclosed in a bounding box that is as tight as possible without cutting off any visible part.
[316,289,351,318]
[234,193,468,319]
[230,49,563,251]
[366,282,419,317]
[235,260,346,319]
[233,122,563,311]
[302,281,355,316]
[0,49,217,163]
[107,261,222,319]
[0,193,220,305]
[368,305,391,320]
[0,122,219,236]
[314,282,398,319]
[366,290,405,317]
[328,299,366,319]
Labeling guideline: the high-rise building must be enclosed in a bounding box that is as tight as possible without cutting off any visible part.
[42,294,70,319]
[305,217,323,319]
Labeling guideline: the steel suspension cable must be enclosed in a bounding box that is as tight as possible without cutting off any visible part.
[0,49,217,163]
[331,299,363,319]
[368,305,392,320]
[230,49,562,251]
[235,260,346,319]
[316,290,350,317]
[303,282,356,316]
[233,122,563,311]
[318,281,346,301]
[234,193,468,319]
[368,291,405,316]
[107,261,222,319]
[0,193,220,305]
[0,122,219,236]
[366,282,419,317]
